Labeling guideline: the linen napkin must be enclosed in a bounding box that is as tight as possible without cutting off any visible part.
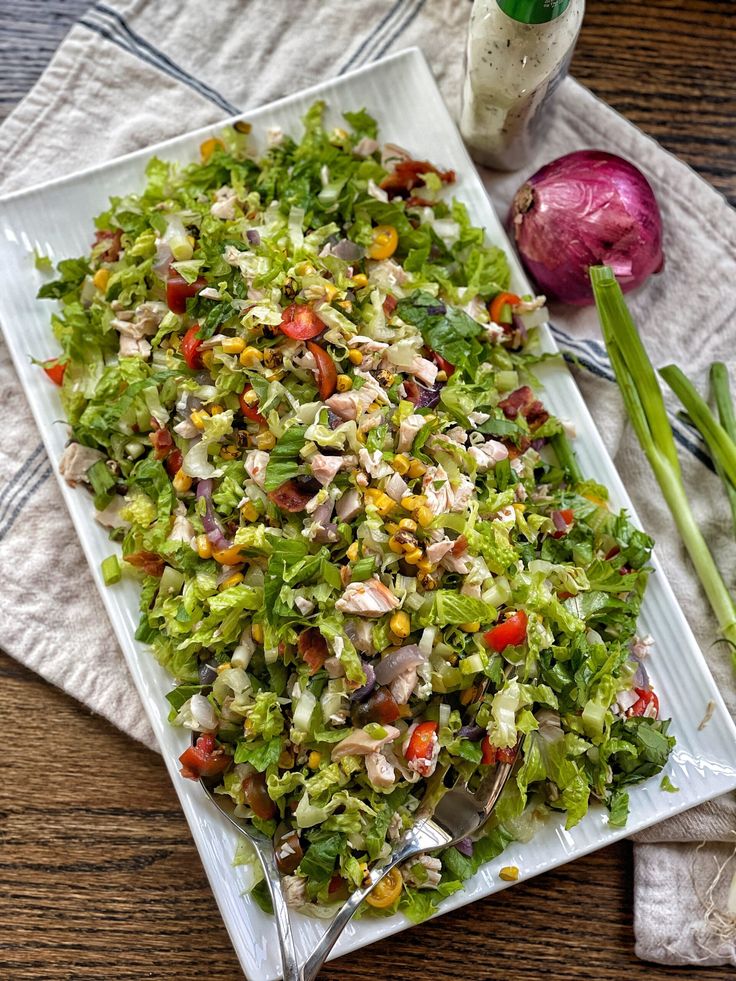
[0,0,734,967]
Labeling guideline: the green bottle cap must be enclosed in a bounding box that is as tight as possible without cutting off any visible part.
[496,0,571,24]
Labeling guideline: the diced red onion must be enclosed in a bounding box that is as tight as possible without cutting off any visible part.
[551,509,570,533]
[454,837,474,857]
[405,381,441,409]
[197,479,231,550]
[374,645,425,686]
[350,662,376,702]
[331,238,364,262]
[198,661,219,685]
[631,656,650,690]
[618,689,641,712]
[246,229,261,246]
[425,303,446,316]
[510,150,664,307]
[458,723,485,742]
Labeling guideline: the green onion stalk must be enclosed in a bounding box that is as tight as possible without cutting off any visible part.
[590,265,736,654]
[709,362,736,537]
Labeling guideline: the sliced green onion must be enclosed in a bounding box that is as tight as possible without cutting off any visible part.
[101,554,121,586]
[710,362,736,537]
[590,265,736,655]
[550,432,583,484]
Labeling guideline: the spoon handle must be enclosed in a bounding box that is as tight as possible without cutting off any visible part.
[254,844,302,981]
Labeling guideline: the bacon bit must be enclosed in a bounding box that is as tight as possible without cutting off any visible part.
[93,228,122,263]
[125,550,165,577]
[383,294,398,317]
[297,627,329,675]
[267,479,314,513]
[451,534,468,557]
[405,196,433,207]
[150,426,173,460]
[380,160,455,199]
[165,448,183,477]
[498,386,549,430]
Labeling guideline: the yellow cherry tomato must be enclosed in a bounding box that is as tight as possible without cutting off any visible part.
[365,867,403,908]
[367,224,399,260]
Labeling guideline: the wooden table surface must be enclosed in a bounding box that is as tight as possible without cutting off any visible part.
[1,2,734,980]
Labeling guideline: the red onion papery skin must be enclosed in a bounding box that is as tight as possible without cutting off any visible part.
[510,150,665,307]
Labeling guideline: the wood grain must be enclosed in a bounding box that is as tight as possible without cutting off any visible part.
[1,2,735,980]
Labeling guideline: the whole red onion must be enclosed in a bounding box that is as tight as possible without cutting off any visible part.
[510,150,664,307]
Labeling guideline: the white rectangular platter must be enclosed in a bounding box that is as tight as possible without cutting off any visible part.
[1,46,735,981]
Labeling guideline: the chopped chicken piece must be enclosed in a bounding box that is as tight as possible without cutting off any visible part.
[365,751,396,789]
[119,334,152,359]
[309,453,345,487]
[406,356,438,387]
[513,294,546,313]
[169,510,195,544]
[211,185,238,220]
[282,875,307,908]
[389,666,418,705]
[445,426,467,445]
[294,596,315,616]
[397,413,425,453]
[401,855,442,890]
[244,449,269,489]
[324,656,345,679]
[469,439,509,470]
[335,488,362,523]
[95,495,128,530]
[359,448,392,479]
[58,443,104,486]
[332,725,400,760]
[422,465,474,515]
[354,137,380,158]
[425,538,455,565]
[384,471,409,503]
[335,578,400,617]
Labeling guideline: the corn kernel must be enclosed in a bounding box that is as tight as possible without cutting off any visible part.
[187,235,196,248]
[365,489,395,516]
[347,349,364,365]
[331,127,349,141]
[417,557,434,573]
[499,866,519,882]
[209,404,224,415]
[308,751,321,770]
[220,445,240,460]
[201,350,215,370]
[368,401,381,413]
[251,623,264,644]
[346,541,359,562]
[407,459,427,479]
[401,495,426,512]
[241,387,259,406]
[384,522,399,535]
[217,662,232,674]
[173,469,192,494]
[418,571,438,591]
[398,518,417,532]
[391,454,410,475]
[240,501,259,522]
[200,136,223,161]
[390,610,411,638]
[388,536,404,555]
[323,283,339,302]
[190,410,208,430]
[195,534,212,559]
[460,621,480,633]
[278,748,294,769]
[403,547,422,565]
[93,268,109,290]
[220,572,244,591]
[239,346,263,368]
[336,374,353,392]
[222,337,246,355]
[351,273,369,288]
[255,430,276,451]
[435,369,447,383]
[415,505,434,528]
[295,261,316,276]
[213,544,244,565]
[263,348,283,369]
[513,502,526,512]
[337,300,353,313]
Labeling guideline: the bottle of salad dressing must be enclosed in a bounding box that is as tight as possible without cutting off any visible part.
[460,0,585,171]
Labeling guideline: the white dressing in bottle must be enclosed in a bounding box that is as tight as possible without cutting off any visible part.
[460,0,585,170]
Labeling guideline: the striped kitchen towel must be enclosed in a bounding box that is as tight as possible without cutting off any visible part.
[0,0,734,966]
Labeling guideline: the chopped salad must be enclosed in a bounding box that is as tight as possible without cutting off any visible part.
[38,104,674,922]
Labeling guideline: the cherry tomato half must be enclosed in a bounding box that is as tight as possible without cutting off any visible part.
[42,360,66,386]
[179,733,232,780]
[279,303,325,340]
[489,291,521,326]
[165,448,183,478]
[243,771,276,820]
[166,271,206,314]
[365,867,403,908]
[484,610,528,653]
[181,324,204,370]
[552,508,575,539]
[239,385,267,424]
[367,224,398,260]
[306,341,338,400]
[628,688,660,719]
[481,737,518,766]
[405,721,438,763]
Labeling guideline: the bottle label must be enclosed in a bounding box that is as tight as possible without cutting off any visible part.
[496,0,571,24]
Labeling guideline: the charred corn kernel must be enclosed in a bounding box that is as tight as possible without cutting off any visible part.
[209,404,224,415]
[460,684,478,706]
[417,557,434,573]
[403,547,422,565]
[190,410,208,430]
[308,751,321,770]
[336,374,353,392]
[212,544,243,565]
[251,623,264,644]
[239,346,263,368]
[460,621,480,633]
[220,445,240,460]
[347,349,364,365]
[389,610,411,638]
[323,283,339,302]
[365,489,395,516]
[278,748,294,769]
[220,572,244,590]
[401,494,426,512]
[336,299,353,313]
[173,469,192,494]
[93,268,109,290]
[435,369,447,383]
[234,119,252,134]
[241,387,259,406]
[398,517,417,532]
[217,661,232,674]
[222,336,245,354]
[240,501,259,522]
[391,454,410,475]
[255,430,276,451]
[346,541,359,562]
[351,273,369,288]
[415,505,434,528]
[201,350,215,370]
[407,459,427,479]
[418,570,438,590]
[388,536,404,555]
[195,534,212,559]
[499,866,519,882]
[200,136,223,160]
[294,261,316,276]
[384,521,399,535]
